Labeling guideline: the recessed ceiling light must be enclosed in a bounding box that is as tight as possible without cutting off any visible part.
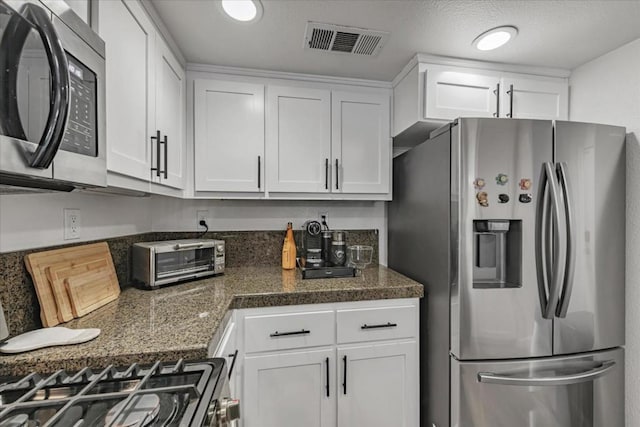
[221,0,263,23]
[472,26,518,51]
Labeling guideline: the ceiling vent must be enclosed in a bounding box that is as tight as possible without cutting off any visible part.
[304,22,389,57]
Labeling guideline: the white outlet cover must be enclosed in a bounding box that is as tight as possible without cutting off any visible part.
[64,208,81,240]
[196,210,208,229]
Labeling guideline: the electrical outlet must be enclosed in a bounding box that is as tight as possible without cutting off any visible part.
[64,208,81,240]
[318,211,329,228]
[196,210,208,230]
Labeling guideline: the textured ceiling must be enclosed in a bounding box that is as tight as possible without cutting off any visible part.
[149,0,640,81]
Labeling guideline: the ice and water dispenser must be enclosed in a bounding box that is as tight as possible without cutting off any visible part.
[473,220,522,288]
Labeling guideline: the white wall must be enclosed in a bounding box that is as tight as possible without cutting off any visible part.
[569,38,640,427]
[150,197,388,264]
[0,192,152,252]
[0,192,387,263]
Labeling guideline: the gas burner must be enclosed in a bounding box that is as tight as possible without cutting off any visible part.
[0,359,234,427]
[105,394,160,427]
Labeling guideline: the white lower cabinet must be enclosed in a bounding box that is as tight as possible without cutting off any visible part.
[244,349,336,427]
[337,341,418,427]
[233,298,419,427]
[212,314,238,397]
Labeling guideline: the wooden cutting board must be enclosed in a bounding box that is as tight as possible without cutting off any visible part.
[65,267,120,317]
[45,256,112,323]
[24,242,119,327]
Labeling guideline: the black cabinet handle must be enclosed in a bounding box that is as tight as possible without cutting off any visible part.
[227,349,238,379]
[270,329,310,337]
[507,84,514,118]
[258,155,261,189]
[342,355,347,394]
[493,83,500,117]
[335,159,339,190]
[325,158,329,190]
[163,134,168,179]
[150,130,161,177]
[325,357,330,397]
[361,322,398,330]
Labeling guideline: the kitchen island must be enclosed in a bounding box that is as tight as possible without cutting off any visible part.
[0,265,423,376]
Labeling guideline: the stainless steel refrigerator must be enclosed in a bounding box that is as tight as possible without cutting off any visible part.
[388,118,626,427]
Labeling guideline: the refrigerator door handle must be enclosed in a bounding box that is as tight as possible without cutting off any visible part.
[535,162,563,319]
[556,162,576,318]
[477,360,615,387]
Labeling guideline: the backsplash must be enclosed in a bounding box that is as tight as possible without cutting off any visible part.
[0,229,378,336]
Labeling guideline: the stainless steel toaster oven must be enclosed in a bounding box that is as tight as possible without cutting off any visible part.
[132,239,225,289]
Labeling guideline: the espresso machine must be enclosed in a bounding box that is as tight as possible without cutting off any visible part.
[299,220,354,279]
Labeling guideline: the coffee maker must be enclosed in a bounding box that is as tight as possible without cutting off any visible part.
[301,220,324,268]
[299,220,355,279]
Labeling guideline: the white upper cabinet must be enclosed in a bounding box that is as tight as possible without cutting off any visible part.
[501,76,568,120]
[331,91,390,194]
[153,37,185,189]
[393,55,569,148]
[266,86,331,193]
[99,0,185,192]
[194,80,264,192]
[424,66,501,120]
[99,0,155,182]
[191,75,391,199]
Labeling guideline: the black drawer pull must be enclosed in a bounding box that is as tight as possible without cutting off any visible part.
[270,329,311,337]
[361,322,398,330]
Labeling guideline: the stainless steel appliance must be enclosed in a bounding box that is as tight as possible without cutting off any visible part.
[388,118,626,427]
[0,358,240,426]
[0,0,106,192]
[132,240,225,289]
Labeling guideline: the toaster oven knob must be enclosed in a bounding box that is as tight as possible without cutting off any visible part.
[216,244,224,252]
[217,398,240,425]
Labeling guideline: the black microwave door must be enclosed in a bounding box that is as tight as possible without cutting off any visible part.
[0,1,69,169]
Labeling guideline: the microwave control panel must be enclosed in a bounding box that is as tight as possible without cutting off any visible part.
[60,55,97,157]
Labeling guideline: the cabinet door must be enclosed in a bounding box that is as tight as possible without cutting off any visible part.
[243,349,336,427]
[424,66,500,120]
[98,0,155,181]
[62,0,90,24]
[213,319,238,397]
[331,92,390,194]
[338,341,418,427]
[266,86,331,193]
[154,38,185,189]
[501,77,568,120]
[194,80,264,192]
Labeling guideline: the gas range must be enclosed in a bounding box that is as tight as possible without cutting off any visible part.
[0,358,239,426]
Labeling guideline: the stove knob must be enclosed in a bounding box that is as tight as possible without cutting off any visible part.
[217,397,241,426]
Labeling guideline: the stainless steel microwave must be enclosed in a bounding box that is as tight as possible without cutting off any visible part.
[0,0,106,192]
[132,240,226,289]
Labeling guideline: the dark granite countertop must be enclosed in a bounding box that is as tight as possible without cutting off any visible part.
[0,265,423,376]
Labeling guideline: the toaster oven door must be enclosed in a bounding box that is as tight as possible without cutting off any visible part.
[154,247,215,282]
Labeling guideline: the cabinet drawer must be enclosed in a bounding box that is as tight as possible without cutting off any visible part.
[244,310,334,353]
[337,305,417,343]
